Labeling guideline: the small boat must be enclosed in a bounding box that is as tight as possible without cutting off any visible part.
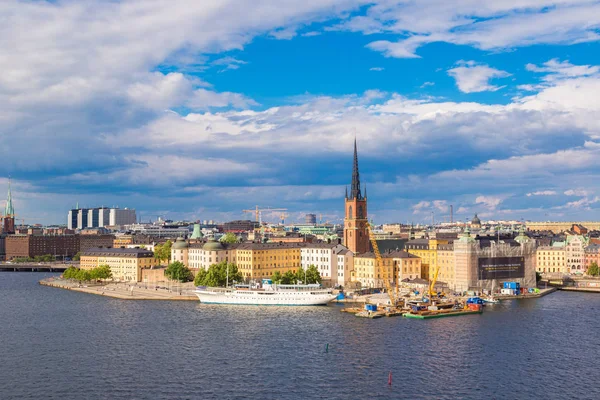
[483,297,500,304]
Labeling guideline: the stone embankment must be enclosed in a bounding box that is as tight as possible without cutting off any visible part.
[40,278,197,301]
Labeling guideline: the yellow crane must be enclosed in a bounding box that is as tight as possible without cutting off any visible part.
[366,223,398,307]
[242,206,288,223]
[429,264,441,297]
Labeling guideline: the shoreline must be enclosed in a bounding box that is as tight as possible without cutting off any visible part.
[39,279,198,301]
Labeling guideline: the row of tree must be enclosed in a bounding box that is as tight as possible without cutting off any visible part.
[154,240,172,265]
[271,265,321,285]
[63,265,112,282]
[194,261,243,286]
[11,254,56,263]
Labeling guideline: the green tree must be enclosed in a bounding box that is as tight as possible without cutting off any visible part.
[73,252,81,261]
[272,271,282,284]
[96,264,113,280]
[165,261,193,283]
[587,262,599,277]
[153,240,173,265]
[194,268,208,286]
[280,270,296,284]
[195,261,242,287]
[305,264,322,284]
[220,232,238,244]
[295,266,305,284]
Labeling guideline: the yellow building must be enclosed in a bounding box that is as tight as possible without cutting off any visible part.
[353,250,421,288]
[81,247,155,282]
[235,243,302,280]
[536,246,566,274]
[405,238,449,280]
[113,235,134,247]
[436,243,456,285]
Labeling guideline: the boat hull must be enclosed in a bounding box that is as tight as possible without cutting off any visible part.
[195,290,337,306]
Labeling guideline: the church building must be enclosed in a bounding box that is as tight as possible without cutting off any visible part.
[343,140,369,254]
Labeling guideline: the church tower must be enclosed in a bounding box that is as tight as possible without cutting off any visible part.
[343,139,369,254]
[3,178,15,234]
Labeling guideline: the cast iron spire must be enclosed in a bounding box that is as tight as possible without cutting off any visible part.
[350,138,362,200]
[5,177,14,216]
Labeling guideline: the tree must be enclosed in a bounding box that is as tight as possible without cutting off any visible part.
[587,262,599,277]
[220,232,238,244]
[305,265,322,284]
[295,266,305,284]
[165,261,193,283]
[73,252,81,261]
[194,261,242,287]
[96,265,113,280]
[272,271,282,284]
[154,240,173,265]
[194,268,208,286]
[280,270,296,284]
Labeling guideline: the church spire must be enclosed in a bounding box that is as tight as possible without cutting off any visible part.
[350,138,362,200]
[5,177,14,216]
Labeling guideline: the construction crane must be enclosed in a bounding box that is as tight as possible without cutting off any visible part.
[367,223,398,307]
[429,264,442,298]
[242,205,288,224]
[279,213,288,225]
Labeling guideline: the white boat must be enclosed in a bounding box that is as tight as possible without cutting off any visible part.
[195,279,337,306]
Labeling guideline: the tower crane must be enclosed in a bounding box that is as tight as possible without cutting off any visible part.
[367,223,398,307]
[242,206,288,224]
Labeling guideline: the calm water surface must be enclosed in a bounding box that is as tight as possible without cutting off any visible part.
[1,273,600,400]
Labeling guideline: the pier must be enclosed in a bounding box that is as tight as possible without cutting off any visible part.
[39,278,198,301]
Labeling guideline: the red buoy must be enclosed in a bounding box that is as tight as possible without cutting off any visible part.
[388,371,392,386]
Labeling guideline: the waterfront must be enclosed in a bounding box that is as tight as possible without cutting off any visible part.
[2,273,600,399]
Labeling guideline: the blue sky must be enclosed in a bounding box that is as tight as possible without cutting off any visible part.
[2,0,600,225]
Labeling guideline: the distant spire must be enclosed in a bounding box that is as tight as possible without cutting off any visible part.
[76,201,79,210]
[350,138,362,200]
[364,183,367,199]
[345,186,348,199]
[5,177,14,216]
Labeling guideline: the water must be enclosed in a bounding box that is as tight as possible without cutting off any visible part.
[1,273,600,400]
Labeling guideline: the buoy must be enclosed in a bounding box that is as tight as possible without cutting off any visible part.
[388,371,392,386]
[325,343,329,353]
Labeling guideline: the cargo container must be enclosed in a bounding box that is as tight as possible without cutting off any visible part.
[365,304,378,312]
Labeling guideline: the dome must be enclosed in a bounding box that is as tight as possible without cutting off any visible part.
[203,238,224,251]
[172,237,189,249]
[471,214,481,225]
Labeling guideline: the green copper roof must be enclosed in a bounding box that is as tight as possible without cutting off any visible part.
[5,179,14,216]
[191,223,203,239]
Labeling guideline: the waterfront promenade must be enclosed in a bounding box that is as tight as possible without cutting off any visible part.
[40,277,197,301]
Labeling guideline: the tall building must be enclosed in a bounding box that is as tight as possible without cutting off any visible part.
[109,208,136,226]
[343,139,369,254]
[3,178,15,234]
[67,207,136,229]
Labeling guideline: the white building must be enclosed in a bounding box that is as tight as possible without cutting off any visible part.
[335,248,354,286]
[566,234,588,274]
[300,243,347,283]
[186,239,238,271]
[109,208,137,226]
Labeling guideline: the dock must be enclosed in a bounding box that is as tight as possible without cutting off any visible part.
[403,309,483,319]
[39,278,198,301]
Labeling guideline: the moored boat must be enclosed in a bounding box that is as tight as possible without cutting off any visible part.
[195,279,337,306]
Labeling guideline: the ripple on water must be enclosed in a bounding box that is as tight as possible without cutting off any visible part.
[1,274,600,400]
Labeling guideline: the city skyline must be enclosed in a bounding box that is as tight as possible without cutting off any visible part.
[3,1,600,224]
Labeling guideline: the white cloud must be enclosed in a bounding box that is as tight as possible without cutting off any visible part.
[212,56,248,73]
[564,189,590,196]
[420,81,435,88]
[341,1,600,58]
[526,59,600,80]
[448,61,511,93]
[475,195,503,210]
[526,190,557,197]
[369,67,385,71]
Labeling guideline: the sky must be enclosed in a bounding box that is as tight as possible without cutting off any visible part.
[2,0,600,225]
